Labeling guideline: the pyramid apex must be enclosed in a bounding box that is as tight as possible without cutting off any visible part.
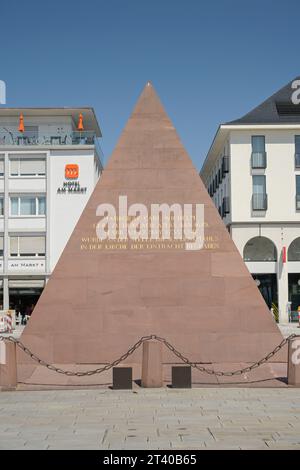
[142,80,155,92]
[132,81,166,116]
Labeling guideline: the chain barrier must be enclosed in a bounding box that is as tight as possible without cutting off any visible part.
[0,334,153,377]
[156,334,298,377]
[0,333,298,378]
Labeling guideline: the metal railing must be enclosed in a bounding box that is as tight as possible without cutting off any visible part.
[0,129,100,148]
[218,169,222,184]
[222,156,230,174]
[0,128,104,168]
[215,174,219,189]
[252,193,268,211]
[222,196,230,216]
[251,151,267,169]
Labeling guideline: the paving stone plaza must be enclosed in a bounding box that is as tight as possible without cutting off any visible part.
[0,388,300,450]
[1,324,299,450]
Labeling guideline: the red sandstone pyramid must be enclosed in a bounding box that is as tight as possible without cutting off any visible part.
[19,83,283,370]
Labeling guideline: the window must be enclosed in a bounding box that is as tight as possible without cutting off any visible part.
[253,175,266,194]
[252,175,267,210]
[0,237,3,257]
[222,197,230,216]
[215,174,218,189]
[252,135,265,153]
[296,176,300,210]
[38,197,46,215]
[244,237,277,262]
[0,197,4,216]
[0,159,4,177]
[10,196,46,216]
[9,235,45,257]
[288,238,300,261]
[222,156,229,175]
[21,197,36,216]
[295,136,300,168]
[10,158,45,176]
[251,136,266,169]
[10,198,18,216]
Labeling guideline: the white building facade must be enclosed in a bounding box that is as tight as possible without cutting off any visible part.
[201,78,300,323]
[0,107,102,314]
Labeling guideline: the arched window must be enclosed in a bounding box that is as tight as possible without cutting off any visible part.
[288,237,300,261]
[243,236,277,262]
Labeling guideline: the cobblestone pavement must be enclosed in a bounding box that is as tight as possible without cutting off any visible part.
[0,388,300,450]
[279,323,300,338]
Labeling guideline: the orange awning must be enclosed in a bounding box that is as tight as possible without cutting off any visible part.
[77,113,84,131]
[18,114,25,133]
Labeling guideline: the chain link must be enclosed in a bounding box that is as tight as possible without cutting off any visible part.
[0,335,153,377]
[0,333,298,378]
[156,334,298,377]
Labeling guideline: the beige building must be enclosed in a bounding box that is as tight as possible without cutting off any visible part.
[0,107,103,314]
[201,77,300,323]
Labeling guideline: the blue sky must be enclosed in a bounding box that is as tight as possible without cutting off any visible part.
[1,0,299,169]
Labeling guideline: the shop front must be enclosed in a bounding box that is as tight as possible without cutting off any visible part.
[252,273,278,311]
[0,279,3,309]
[288,273,300,322]
[8,279,45,323]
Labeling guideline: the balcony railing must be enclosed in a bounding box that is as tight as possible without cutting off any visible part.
[215,175,219,189]
[0,130,99,147]
[296,194,300,210]
[218,169,222,184]
[252,193,268,211]
[222,196,230,216]
[251,151,267,169]
[0,129,104,167]
[295,153,300,168]
[222,156,230,175]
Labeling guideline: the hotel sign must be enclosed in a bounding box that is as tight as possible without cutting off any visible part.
[57,181,87,194]
[65,164,79,179]
[8,260,46,271]
[57,164,87,194]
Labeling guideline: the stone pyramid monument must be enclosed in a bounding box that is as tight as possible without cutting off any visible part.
[18,83,283,372]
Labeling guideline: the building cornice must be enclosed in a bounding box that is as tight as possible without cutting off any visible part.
[222,124,300,130]
[229,221,300,226]
[201,123,300,180]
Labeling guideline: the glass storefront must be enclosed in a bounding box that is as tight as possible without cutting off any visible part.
[288,273,300,322]
[252,274,278,310]
[9,287,43,314]
[9,280,44,324]
[244,237,277,261]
